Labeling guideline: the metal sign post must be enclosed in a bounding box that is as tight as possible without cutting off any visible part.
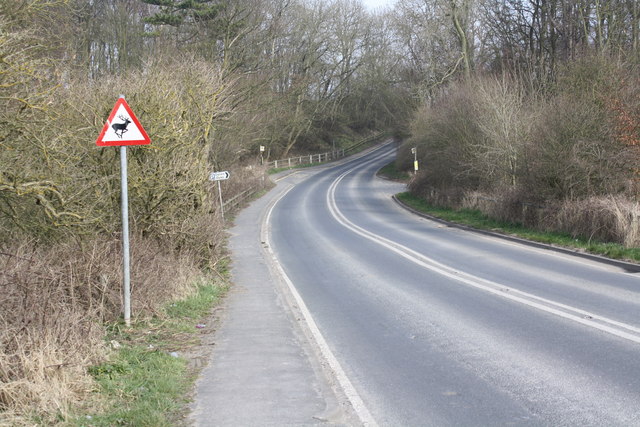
[95,95,151,327]
[120,145,131,326]
[209,171,230,220]
[218,181,225,220]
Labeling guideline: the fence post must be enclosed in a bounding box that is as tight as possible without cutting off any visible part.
[310,154,313,164]
[275,160,278,168]
[288,158,291,167]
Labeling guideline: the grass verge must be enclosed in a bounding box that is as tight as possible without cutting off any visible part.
[396,192,640,264]
[268,161,320,175]
[73,278,228,427]
[377,161,411,182]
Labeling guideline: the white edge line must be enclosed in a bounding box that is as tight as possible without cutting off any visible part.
[263,185,378,427]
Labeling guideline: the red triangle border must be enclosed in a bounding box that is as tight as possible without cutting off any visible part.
[96,98,151,147]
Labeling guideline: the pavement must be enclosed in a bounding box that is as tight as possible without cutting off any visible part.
[190,173,360,426]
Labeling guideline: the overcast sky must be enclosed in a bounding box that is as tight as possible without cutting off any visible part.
[361,0,397,11]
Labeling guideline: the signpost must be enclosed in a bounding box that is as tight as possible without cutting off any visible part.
[96,96,150,327]
[411,147,418,174]
[209,171,230,220]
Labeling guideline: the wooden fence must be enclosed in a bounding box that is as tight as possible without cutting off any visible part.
[265,132,388,170]
[216,132,389,216]
[221,187,256,211]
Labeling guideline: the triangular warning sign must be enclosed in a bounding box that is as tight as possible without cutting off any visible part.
[96,98,151,146]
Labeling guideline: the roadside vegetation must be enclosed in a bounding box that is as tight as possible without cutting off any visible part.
[381,161,640,262]
[1,0,397,424]
[75,281,227,426]
[378,161,413,182]
[399,61,640,251]
[392,0,640,252]
[3,0,640,424]
[396,192,640,264]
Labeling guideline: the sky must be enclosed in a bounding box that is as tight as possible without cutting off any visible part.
[361,0,397,11]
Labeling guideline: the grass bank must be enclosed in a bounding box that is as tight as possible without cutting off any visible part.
[73,279,228,427]
[268,161,319,175]
[378,161,413,181]
[396,192,640,263]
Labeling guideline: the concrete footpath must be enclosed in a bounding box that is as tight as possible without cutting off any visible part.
[190,174,359,426]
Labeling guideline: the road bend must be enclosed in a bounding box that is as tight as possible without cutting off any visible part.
[266,142,640,426]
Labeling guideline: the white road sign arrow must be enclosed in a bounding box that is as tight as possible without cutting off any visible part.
[209,171,230,181]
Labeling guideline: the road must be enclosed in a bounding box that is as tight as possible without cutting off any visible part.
[266,142,640,426]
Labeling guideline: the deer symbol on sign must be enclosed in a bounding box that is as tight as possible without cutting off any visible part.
[111,115,131,139]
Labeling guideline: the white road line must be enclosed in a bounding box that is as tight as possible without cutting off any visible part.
[327,167,640,345]
[263,185,378,427]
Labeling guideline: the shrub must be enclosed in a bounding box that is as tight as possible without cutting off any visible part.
[403,83,482,191]
[404,76,534,193]
[1,53,272,266]
[405,58,640,247]
[0,235,206,425]
[541,196,640,246]
[524,57,635,200]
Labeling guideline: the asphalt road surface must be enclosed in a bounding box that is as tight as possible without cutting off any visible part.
[266,142,640,426]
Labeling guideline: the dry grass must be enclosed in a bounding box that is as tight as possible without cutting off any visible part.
[0,315,101,425]
[0,163,268,425]
[426,188,640,248]
[1,243,106,425]
[0,236,204,425]
[609,197,640,247]
[542,196,640,247]
[461,190,543,228]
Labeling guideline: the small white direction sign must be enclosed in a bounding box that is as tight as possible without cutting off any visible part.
[209,171,230,181]
[96,98,151,147]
